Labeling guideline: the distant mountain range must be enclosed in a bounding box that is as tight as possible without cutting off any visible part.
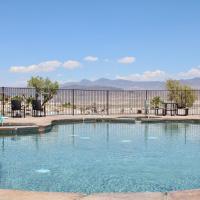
[61,77,200,90]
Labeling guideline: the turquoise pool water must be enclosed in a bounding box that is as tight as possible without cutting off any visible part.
[0,122,200,193]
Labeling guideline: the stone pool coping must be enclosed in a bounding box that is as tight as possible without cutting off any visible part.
[1,189,200,200]
[0,115,137,134]
[1,114,200,134]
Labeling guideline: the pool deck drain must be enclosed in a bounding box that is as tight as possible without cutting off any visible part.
[1,189,200,200]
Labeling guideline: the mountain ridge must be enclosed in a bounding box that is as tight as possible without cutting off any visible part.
[61,77,200,90]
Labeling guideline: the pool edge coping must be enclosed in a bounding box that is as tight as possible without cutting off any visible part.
[1,115,200,135]
[1,188,200,199]
[0,116,138,134]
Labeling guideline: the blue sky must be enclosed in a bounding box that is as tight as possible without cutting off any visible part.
[1,0,200,86]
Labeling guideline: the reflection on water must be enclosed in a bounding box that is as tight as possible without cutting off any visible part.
[0,122,195,152]
[0,122,200,193]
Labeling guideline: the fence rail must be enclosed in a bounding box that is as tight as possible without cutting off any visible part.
[1,87,200,116]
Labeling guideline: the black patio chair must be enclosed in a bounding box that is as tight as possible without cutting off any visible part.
[11,100,25,118]
[32,100,46,117]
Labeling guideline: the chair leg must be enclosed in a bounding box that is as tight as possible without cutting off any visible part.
[43,106,45,117]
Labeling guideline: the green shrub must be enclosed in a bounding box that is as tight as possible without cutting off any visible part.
[166,80,196,108]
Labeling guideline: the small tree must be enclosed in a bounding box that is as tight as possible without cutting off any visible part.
[166,79,196,108]
[11,95,24,101]
[27,76,59,105]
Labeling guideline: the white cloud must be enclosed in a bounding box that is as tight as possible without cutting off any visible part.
[84,56,98,62]
[63,60,81,69]
[116,67,200,81]
[118,56,136,64]
[116,70,167,81]
[9,60,61,73]
[178,66,200,79]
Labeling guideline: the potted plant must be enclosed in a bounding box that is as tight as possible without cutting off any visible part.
[150,96,163,109]
[150,96,164,115]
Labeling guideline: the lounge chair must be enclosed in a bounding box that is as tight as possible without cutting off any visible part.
[32,100,46,117]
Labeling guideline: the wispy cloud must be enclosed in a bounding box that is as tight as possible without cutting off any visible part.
[118,56,136,64]
[9,58,200,83]
[116,70,167,81]
[9,60,62,73]
[10,59,82,73]
[178,66,200,79]
[116,67,200,81]
[84,56,98,62]
[63,60,81,69]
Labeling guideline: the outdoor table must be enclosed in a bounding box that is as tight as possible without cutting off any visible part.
[163,102,178,116]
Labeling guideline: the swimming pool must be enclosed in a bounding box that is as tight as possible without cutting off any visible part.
[0,121,200,194]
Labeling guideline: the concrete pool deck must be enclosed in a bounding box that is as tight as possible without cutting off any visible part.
[1,115,200,199]
[1,114,200,133]
[1,189,200,200]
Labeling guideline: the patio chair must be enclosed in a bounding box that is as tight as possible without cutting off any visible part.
[11,100,25,118]
[32,100,46,117]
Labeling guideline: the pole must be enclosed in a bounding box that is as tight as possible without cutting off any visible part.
[185,89,186,108]
[106,90,109,115]
[72,89,75,115]
[145,90,148,115]
[2,87,5,116]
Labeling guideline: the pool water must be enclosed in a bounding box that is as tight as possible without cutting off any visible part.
[0,122,200,193]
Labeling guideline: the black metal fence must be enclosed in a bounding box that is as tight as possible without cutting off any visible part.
[1,87,200,116]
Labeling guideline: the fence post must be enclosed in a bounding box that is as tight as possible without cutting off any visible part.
[180,90,183,107]
[145,90,148,100]
[72,89,75,115]
[106,90,109,115]
[185,89,186,108]
[145,90,148,115]
[2,87,5,116]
